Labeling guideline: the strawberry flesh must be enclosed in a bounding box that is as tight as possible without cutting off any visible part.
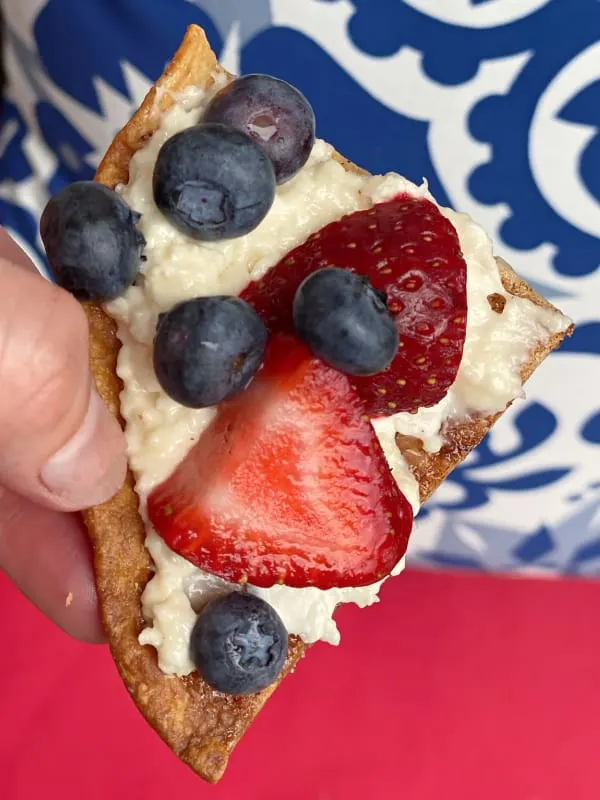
[241,194,467,415]
[147,334,413,590]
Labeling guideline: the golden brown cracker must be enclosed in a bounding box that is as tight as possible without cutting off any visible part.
[81,24,572,783]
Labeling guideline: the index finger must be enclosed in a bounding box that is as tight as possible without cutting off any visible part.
[0,483,106,643]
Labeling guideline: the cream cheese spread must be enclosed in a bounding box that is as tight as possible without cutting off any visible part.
[105,77,570,675]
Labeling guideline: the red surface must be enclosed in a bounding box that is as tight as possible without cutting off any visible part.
[1,567,599,800]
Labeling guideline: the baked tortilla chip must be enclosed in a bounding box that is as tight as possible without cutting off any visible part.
[81,24,572,783]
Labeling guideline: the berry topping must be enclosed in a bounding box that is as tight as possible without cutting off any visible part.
[153,296,267,408]
[190,593,288,695]
[153,123,276,241]
[40,181,145,302]
[242,195,468,415]
[148,334,413,590]
[204,74,315,185]
[293,267,398,376]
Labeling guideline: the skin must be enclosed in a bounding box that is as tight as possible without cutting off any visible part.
[0,229,127,643]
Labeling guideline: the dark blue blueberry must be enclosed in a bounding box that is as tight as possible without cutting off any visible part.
[152,123,275,240]
[293,267,398,377]
[190,593,288,695]
[40,181,145,302]
[204,75,315,184]
[153,296,268,408]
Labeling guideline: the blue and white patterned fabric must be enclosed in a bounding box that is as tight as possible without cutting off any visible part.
[1,0,598,576]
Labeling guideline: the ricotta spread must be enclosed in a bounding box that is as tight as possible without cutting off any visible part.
[105,77,570,675]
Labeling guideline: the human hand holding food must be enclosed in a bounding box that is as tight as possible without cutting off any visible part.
[0,228,126,642]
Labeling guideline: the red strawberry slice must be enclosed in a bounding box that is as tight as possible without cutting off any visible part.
[147,334,413,590]
[241,194,467,416]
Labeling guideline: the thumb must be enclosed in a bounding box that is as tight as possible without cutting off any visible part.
[0,254,127,511]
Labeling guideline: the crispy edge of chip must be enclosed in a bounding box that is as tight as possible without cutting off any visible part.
[81,24,573,783]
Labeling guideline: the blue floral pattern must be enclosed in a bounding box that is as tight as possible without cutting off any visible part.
[432,403,571,513]
[467,2,600,277]
[343,0,562,84]
[0,0,597,575]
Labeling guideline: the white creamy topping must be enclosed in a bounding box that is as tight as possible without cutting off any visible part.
[106,79,570,675]
[372,203,569,460]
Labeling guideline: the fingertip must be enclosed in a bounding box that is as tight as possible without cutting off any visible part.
[40,386,127,512]
[0,262,127,513]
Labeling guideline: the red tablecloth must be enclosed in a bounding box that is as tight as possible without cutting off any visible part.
[1,568,599,799]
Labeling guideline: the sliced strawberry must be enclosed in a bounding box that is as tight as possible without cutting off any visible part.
[241,194,467,415]
[147,334,413,590]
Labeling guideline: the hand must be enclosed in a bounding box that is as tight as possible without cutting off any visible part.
[0,229,127,642]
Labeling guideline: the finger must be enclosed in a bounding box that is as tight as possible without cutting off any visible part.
[0,228,39,272]
[0,256,127,511]
[0,483,105,643]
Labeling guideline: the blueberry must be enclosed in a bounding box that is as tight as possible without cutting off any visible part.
[204,75,315,184]
[293,267,399,377]
[153,296,267,408]
[40,182,145,302]
[190,593,288,695]
[153,123,275,241]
